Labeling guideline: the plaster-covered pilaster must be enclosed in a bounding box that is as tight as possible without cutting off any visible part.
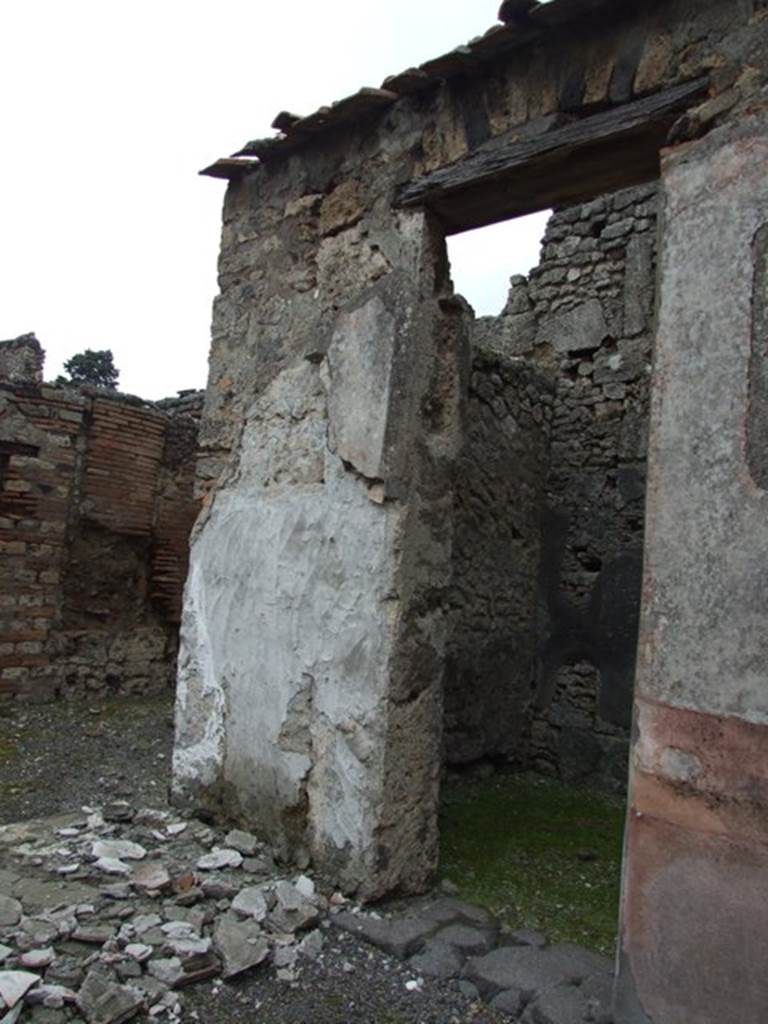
[616,104,768,1024]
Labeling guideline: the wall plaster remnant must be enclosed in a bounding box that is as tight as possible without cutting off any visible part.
[174,204,463,899]
[747,222,768,490]
[617,108,768,1024]
[327,295,396,483]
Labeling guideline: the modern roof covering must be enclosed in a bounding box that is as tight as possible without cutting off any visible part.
[200,0,632,180]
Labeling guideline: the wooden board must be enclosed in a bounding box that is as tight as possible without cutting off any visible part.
[396,78,708,233]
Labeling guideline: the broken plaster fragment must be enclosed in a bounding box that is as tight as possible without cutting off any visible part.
[92,840,147,862]
[94,858,131,876]
[368,482,386,504]
[197,848,243,871]
[0,971,40,1009]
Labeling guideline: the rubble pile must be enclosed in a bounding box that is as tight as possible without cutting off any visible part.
[0,802,615,1023]
[0,803,332,1023]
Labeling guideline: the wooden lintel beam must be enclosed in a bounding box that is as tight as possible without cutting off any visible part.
[396,78,709,233]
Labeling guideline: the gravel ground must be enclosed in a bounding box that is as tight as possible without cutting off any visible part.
[184,928,513,1024]
[0,693,514,1023]
[0,693,174,825]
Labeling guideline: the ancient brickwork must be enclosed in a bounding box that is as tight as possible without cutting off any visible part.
[444,347,552,765]
[0,335,203,701]
[464,183,657,789]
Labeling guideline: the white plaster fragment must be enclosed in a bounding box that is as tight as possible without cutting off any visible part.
[92,840,146,862]
[197,848,243,871]
[0,972,39,1009]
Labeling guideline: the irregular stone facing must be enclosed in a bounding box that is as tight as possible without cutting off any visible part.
[182,0,768,907]
[0,335,44,383]
[535,298,609,354]
[443,349,552,765]
[209,0,765,183]
[174,176,460,900]
[458,182,658,789]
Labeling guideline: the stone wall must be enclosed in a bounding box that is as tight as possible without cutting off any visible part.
[444,345,552,765]
[457,182,658,789]
[182,0,768,905]
[0,336,202,701]
[0,333,44,384]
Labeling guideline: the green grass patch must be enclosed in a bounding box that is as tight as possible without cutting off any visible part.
[439,771,625,955]
[0,731,19,761]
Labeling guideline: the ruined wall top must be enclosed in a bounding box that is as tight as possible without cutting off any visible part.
[203,0,768,219]
[0,336,204,420]
[0,334,44,384]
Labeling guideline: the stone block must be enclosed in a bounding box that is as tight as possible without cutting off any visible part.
[521,972,614,1023]
[408,939,464,980]
[463,943,610,1002]
[432,923,497,957]
[331,911,441,959]
[319,180,366,237]
[326,294,395,481]
[212,914,269,979]
[536,300,609,355]
[76,969,144,1024]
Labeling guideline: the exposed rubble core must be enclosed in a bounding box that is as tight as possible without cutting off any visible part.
[0,336,202,702]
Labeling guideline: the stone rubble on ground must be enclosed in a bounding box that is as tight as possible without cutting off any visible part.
[0,806,614,1023]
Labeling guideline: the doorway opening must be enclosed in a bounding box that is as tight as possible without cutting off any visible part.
[437,182,658,949]
[446,210,551,317]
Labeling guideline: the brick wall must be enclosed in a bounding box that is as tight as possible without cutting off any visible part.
[0,339,202,701]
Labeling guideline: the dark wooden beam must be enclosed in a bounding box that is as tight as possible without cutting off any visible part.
[396,78,709,234]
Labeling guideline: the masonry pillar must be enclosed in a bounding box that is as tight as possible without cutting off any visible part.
[615,109,768,1023]
[172,167,464,898]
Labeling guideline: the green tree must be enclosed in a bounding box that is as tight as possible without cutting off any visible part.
[57,349,120,390]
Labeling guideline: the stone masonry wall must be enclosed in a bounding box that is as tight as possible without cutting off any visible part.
[0,336,202,701]
[0,334,44,384]
[184,0,768,900]
[463,183,658,790]
[443,345,552,765]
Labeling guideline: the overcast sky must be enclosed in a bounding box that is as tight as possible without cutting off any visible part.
[1,1,549,400]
